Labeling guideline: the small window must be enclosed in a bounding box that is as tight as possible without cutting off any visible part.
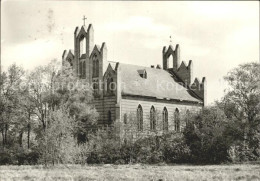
[67,58,73,66]
[124,113,127,124]
[93,79,99,95]
[137,69,147,79]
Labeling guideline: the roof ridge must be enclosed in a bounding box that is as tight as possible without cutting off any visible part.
[119,62,166,70]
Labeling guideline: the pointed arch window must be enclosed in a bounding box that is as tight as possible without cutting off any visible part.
[95,59,99,77]
[137,105,143,131]
[82,61,86,78]
[163,107,168,131]
[92,54,99,78]
[150,106,156,131]
[107,77,114,95]
[79,61,82,78]
[174,108,180,132]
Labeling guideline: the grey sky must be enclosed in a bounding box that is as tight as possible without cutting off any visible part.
[1,1,259,104]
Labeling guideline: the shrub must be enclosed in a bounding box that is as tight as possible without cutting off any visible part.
[132,133,190,164]
[0,151,13,165]
[114,159,126,165]
[162,132,191,163]
[183,107,232,164]
[26,151,40,165]
[87,152,101,164]
[86,139,122,164]
[133,136,163,164]
[16,152,27,165]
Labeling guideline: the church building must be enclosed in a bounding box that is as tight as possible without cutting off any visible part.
[62,22,206,140]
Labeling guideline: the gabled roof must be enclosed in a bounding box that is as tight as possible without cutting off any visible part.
[94,44,101,52]
[109,62,118,70]
[76,24,93,38]
[67,49,74,58]
[118,63,202,103]
[104,64,115,78]
[62,49,74,59]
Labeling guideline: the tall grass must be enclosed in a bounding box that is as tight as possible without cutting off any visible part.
[0,164,259,181]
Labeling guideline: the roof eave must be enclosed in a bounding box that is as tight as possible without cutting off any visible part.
[121,93,203,105]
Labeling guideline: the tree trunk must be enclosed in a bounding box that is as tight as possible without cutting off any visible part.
[27,123,31,149]
[27,113,31,149]
[42,113,46,131]
[19,131,23,147]
[1,129,5,148]
[4,124,8,146]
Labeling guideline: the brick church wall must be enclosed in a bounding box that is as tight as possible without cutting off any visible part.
[93,96,117,125]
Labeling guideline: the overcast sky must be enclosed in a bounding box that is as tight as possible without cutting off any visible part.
[1,1,259,104]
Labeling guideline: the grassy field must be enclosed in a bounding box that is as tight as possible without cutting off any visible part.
[0,164,259,181]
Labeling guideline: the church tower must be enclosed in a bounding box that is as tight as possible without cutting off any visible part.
[162,43,206,106]
[61,20,107,98]
[74,24,94,84]
[162,44,180,71]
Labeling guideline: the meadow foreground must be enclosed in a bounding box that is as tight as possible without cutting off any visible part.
[0,164,259,181]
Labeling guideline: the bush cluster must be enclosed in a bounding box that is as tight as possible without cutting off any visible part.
[86,106,259,165]
[0,149,40,165]
[87,132,190,164]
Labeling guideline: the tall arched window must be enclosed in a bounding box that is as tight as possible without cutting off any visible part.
[79,61,82,78]
[163,107,168,131]
[108,110,112,125]
[137,105,143,131]
[92,54,99,78]
[96,59,99,77]
[150,106,156,131]
[107,77,114,94]
[82,61,86,78]
[174,108,180,132]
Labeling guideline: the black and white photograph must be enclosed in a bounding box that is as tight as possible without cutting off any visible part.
[0,1,259,180]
